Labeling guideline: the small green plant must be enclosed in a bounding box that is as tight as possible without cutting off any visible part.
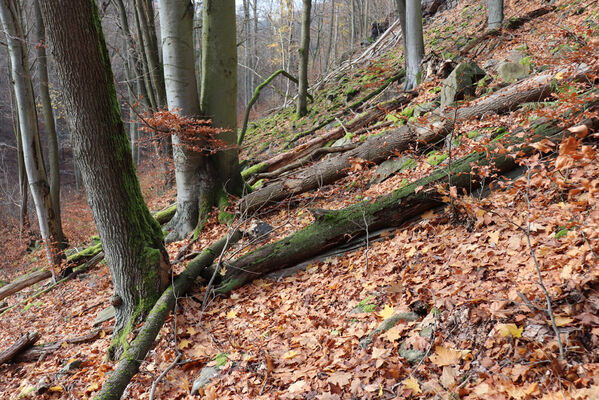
[356,296,376,313]
[213,352,229,367]
[555,227,569,240]
[426,151,448,166]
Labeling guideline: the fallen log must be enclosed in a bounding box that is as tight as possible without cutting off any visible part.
[240,68,572,214]
[249,143,359,185]
[14,326,114,363]
[0,270,52,302]
[459,5,555,55]
[242,92,415,180]
[0,331,40,364]
[286,71,407,146]
[94,231,241,400]
[0,252,105,316]
[221,117,598,293]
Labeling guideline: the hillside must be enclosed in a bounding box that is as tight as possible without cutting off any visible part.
[1,0,599,398]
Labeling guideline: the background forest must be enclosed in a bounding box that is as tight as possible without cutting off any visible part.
[1,0,598,398]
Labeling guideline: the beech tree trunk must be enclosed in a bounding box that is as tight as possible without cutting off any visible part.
[487,0,504,30]
[39,0,170,359]
[33,0,65,249]
[94,232,241,400]
[297,0,311,117]
[201,0,244,196]
[0,0,62,267]
[159,0,207,242]
[403,0,424,90]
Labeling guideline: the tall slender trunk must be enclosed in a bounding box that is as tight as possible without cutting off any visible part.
[487,0,504,30]
[323,0,335,73]
[403,0,424,90]
[33,0,65,248]
[159,0,212,242]
[201,0,243,195]
[134,0,166,108]
[296,0,311,117]
[0,0,62,268]
[39,0,170,359]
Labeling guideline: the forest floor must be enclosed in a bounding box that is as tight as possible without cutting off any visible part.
[1,0,599,398]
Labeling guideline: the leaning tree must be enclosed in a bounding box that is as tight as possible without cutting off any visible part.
[38,0,170,359]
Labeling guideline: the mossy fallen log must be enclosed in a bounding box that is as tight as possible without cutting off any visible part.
[221,117,597,293]
[240,68,585,214]
[94,231,241,400]
[153,204,177,225]
[242,92,414,182]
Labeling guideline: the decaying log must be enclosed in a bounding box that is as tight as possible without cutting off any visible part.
[0,331,40,364]
[14,326,114,363]
[459,5,556,55]
[249,143,359,185]
[242,93,415,181]
[240,68,575,214]
[94,231,242,400]
[222,117,599,293]
[287,71,407,146]
[0,270,52,302]
[504,5,555,30]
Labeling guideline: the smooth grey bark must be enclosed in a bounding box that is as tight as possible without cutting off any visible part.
[403,0,424,90]
[134,0,166,108]
[201,0,244,195]
[6,53,29,231]
[33,0,65,248]
[487,0,504,30]
[0,0,61,267]
[323,0,335,72]
[158,0,206,242]
[38,0,170,357]
[297,0,311,117]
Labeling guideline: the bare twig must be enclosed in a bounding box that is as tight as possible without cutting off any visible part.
[524,166,564,359]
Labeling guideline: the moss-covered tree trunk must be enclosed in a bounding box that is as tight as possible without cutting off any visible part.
[220,120,570,292]
[39,0,170,359]
[201,0,244,196]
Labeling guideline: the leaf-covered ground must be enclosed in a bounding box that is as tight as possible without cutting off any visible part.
[1,0,599,398]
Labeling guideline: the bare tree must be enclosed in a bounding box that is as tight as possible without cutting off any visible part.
[487,0,504,30]
[297,0,311,117]
[0,0,63,269]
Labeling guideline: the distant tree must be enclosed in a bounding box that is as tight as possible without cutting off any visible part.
[33,0,65,249]
[395,0,424,90]
[38,0,170,358]
[487,0,504,31]
[0,0,63,269]
[297,0,311,117]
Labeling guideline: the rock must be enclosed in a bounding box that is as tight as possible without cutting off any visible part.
[440,62,486,108]
[483,59,499,70]
[370,157,416,184]
[190,366,220,395]
[58,359,84,375]
[398,343,425,363]
[413,102,435,117]
[247,220,273,240]
[93,306,115,327]
[497,61,530,83]
[331,135,353,147]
